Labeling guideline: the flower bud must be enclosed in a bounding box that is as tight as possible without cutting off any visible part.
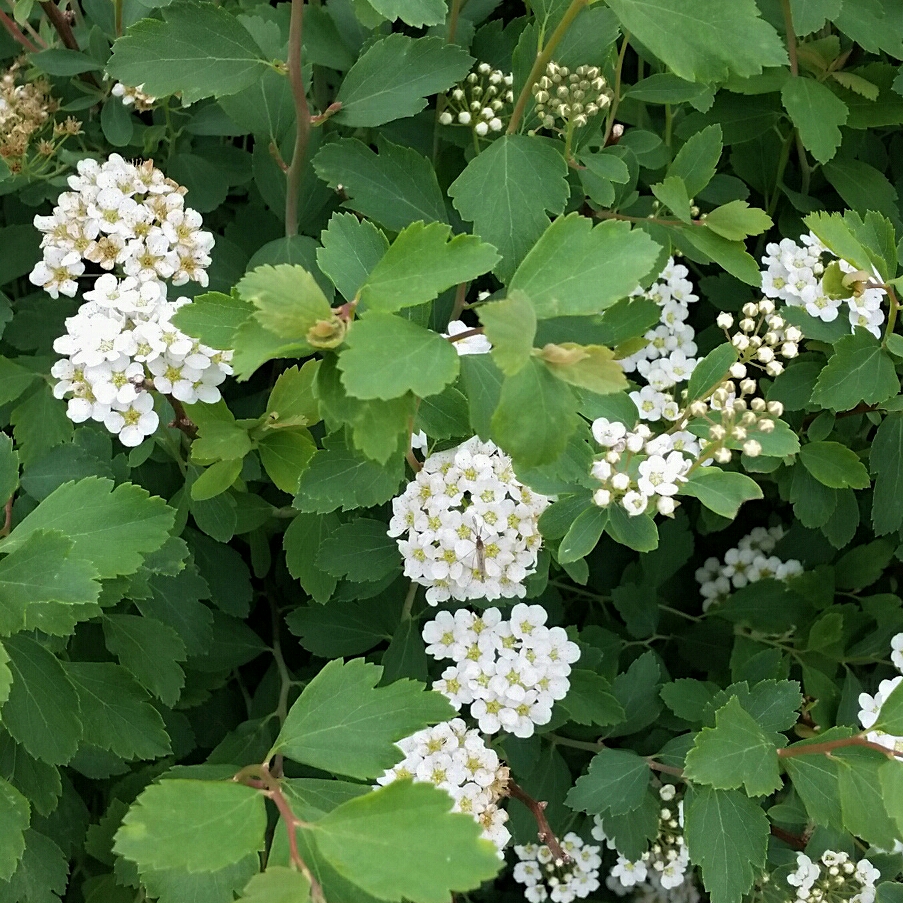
[742,302,759,318]
[757,346,775,363]
[657,496,676,516]
[765,360,784,376]
[785,326,802,342]
[474,121,488,136]
[729,362,747,379]
[739,318,756,333]
[750,397,766,412]
[716,313,734,329]
[458,111,472,124]
[439,111,454,125]
[714,447,732,463]
[740,378,757,395]
[593,488,611,507]
[758,299,775,314]
[781,342,798,358]
[611,472,630,491]
[743,440,762,457]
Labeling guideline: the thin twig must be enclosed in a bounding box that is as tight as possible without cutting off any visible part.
[285,0,311,236]
[771,825,807,851]
[40,1,78,49]
[167,396,198,438]
[0,497,13,538]
[601,31,629,147]
[0,8,39,51]
[779,0,799,76]
[449,282,469,322]
[507,781,570,862]
[446,326,484,344]
[777,735,903,760]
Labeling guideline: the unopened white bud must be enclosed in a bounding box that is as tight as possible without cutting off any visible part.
[489,118,503,132]
[606,450,621,464]
[758,418,776,433]
[439,111,453,125]
[732,335,750,351]
[785,326,802,342]
[765,360,784,376]
[729,362,747,379]
[716,313,734,329]
[758,299,775,315]
[594,488,611,507]
[739,318,756,334]
[757,347,775,364]
[731,426,747,440]
[710,425,726,440]
[743,440,762,457]
[764,331,779,346]
[474,121,489,136]
[458,111,472,124]
[611,472,630,491]
[742,302,759,318]
[714,447,732,463]
[750,397,766,412]
[689,401,708,417]
[657,496,676,516]
[781,342,798,358]
[766,401,783,416]
[740,378,757,395]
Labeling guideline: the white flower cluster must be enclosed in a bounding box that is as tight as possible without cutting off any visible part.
[513,834,602,902]
[858,633,903,754]
[439,63,514,136]
[761,233,886,337]
[110,82,156,112]
[531,61,611,132]
[422,605,580,738]
[716,299,801,379]
[694,526,803,611]
[623,259,700,424]
[590,418,697,518]
[594,785,691,892]
[376,719,510,852]
[608,872,701,903]
[786,851,879,903]
[30,154,231,445]
[389,438,550,604]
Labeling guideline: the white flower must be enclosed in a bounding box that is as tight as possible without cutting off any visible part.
[443,319,492,355]
[103,391,159,446]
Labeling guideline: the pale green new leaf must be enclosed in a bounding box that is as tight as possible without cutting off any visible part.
[679,469,763,519]
[190,458,243,501]
[449,135,569,282]
[359,222,499,312]
[810,330,899,411]
[339,314,460,401]
[335,35,472,127]
[684,787,769,903]
[64,662,171,761]
[317,213,389,302]
[114,779,267,873]
[0,477,174,580]
[1,634,82,764]
[781,77,848,164]
[651,176,692,222]
[871,412,903,535]
[604,0,787,82]
[239,867,311,903]
[684,697,783,796]
[107,1,271,104]
[265,362,320,429]
[508,215,661,318]
[566,748,650,815]
[0,777,28,881]
[258,429,317,495]
[271,658,453,779]
[171,292,254,352]
[703,201,773,241]
[799,441,870,489]
[804,212,874,272]
[479,293,537,376]
[310,781,501,903]
[237,265,333,340]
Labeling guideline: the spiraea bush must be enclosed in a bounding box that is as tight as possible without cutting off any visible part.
[1,1,903,902]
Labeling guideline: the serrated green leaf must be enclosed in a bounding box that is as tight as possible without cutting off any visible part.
[491,358,579,468]
[317,213,389,303]
[1,635,82,765]
[686,343,739,402]
[0,477,174,579]
[791,0,841,35]
[804,212,874,272]
[258,428,316,494]
[823,158,901,227]
[107,1,271,104]
[810,330,899,411]
[684,697,783,796]
[684,786,769,903]
[286,596,394,657]
[835,745,899,848]
[679,469,763,518]
[309,781,501,903]
[604,0,787,82]
[608,651,663,737]
[703,201,773,240]
[566,748,650,815]
[449,135,569,282]
[114,779,267,873]
[283,513,340,603]
[479,293,537,376]
[237,265,333,340]
[558,669,624,726]
[799,440,870,489]
[239,867,311,903]
[595,790,660,860]
[102,615,186,708]
[0,777,28,881]
[313,139,448,233]
[508,215,661,317]
[0,358,37,407]
[781,77,848,164]
[316,518,400,583]
[668,124,723,197]
[782,730,847,828]
[674,225,762,285]
[0,728,60,818]
[11,384,73,465]
[364,0,444,26]
[171,292,253,352]
[335,35,472,127]
[141,855,260,903]
[271,658,454,779]
[0,828,68,903]
[652,175,692,222]
[0,434,18,506]
[871,412,903,535]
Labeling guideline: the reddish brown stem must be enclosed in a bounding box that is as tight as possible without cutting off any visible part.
[646,759,685,777]
[40,1,78,49]
[0,496,13,538]
[310,101,342,125]
[446,326,484,344]
[0,9,39,52]
[777,735,902,760]
[507,781,570,863]
[771,824,807,850]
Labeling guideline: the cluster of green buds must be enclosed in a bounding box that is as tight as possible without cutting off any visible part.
[531,61,610,132]
[716,300,802,378]
[438,62,514,137]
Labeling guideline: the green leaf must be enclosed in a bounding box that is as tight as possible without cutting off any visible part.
[0,358,37,408]
[871,412,903,535]
[626,73,716,104]
[449,135,569,282]
[687,343,739,402]
[317,214,389,303]
[668,125,723,198]
[879,758,903,838]
[835,745,900,848]
[190,458,243,501]
[239,867,311,903]
[804,212,874,272]
[363,0,444,26]
[558,506,608,564]
[219,69,295,143]
[0,729,60,817]
[781,77,848,164]
[558,669,625,726]
[114,779,267,873]
[508,215,661,317]
[316,519,400,583]
[237,265,333,340]
[101,97,134,147]
[0,829,68,903]
[595,790,661,860]
[566,749,650,815]
[359,222,499,312]
[265,363,320,430]
[107,1,271,103]
[141,856,260,903]
[0,530,100,637]
[791,0,841,35]
[543,343,628,395]
[799,441,870,489]
[874,679,903,735]
[703,201,772,240]
[783,734,844,828]
[1,635,82,765]
[171,292,253,352]
[258,428,317,494]
[479,293,537,376]
[30,47,104,75]
[103,614,187,708]
[11,384,73,465]
[64,662,170,761]
[810,330,899,411]
[313,139,448,233]
[605,505,659,552]
[0,777,28,881]
[309,781,501,903]
[684,786,769,903]
[823,158,901,226]
[684,697,783,796]
[679,469,763,519]
[0,477,175,579]
[271,658,454,779]
[287,597,394,657]
[660,679,717,723]
[338,312,459,400]
[674,225,762,285]
[335,35,472,127]
[283,513,340,603]
[604,0,786,82]
[651,175,692,222]
[491,358,579,468]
